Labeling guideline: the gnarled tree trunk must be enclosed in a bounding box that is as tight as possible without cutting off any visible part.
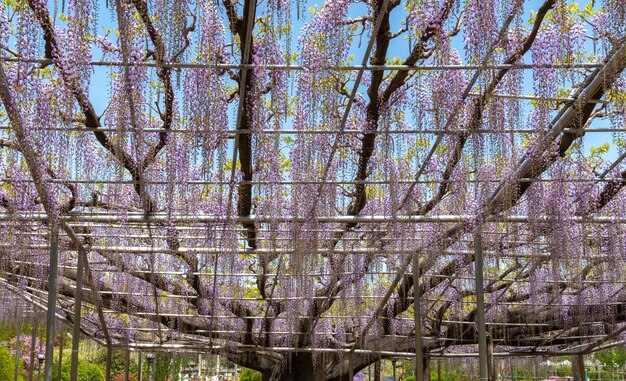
[423,354,431,381]
[262,354,328,381]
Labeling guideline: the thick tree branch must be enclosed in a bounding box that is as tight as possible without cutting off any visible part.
[385,37,626,334]
[130,0,176,172]
[26,0,157,213]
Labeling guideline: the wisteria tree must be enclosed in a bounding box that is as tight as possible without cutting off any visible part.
[1,0,626,380]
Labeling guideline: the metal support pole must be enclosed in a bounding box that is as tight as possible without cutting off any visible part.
[198,353,202,378]
[487,334,494,381]
[70,249,85,381]
[57,331,64,381]
[438,359,442,381]
[423,357,431,381]
[106,346,113,381]
[374,361,381,381]
[138,353,143,381]
[474,231,488,381]
[44,225,60,381]
[14,312,23,381]
[216,354,220,379]
[124,348,130,381]
[509,357,515,381]
[206,353,211,380]
[29,318,38,381]
[414,252,424,381]
[573,354,586,381]
[349,353,354,381]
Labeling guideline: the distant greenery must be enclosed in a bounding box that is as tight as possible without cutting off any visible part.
[0,323,36,342]
[51,360,105,381]
[595,348,626,368]
[92,348,138,377]
[239,368,262,381]
[139,353,183,381]
[0,346,25,381]
[397,350,626,381]
[0,325,16,342]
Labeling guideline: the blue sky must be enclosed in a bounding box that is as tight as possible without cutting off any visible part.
[68,0,621,166]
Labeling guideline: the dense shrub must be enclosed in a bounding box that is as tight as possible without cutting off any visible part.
[51,360,105,381]
[0,346,25,381]
[239,368,262,381]
[92,348,138,376]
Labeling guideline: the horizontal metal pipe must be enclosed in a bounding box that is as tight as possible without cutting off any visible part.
[6,247,619,265]
[0,232,556,246]
[0,244,560,256]
[0,222,542,236]
[2,212,626,224]
[466,92,608,104]
[0,56,604,70]
[18,260,622,279]
[5,231,555,244]
[2,177,626,185]
[1,124,618,136]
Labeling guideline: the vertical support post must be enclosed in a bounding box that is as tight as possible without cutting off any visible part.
[124,348,130,381]
[208,353,212,381]
[509,357,514,381]
[216,354,220,379]
[487,334,494,381]
[413,253,424,381]
[437,359,441,381]
[474,231,488,381]
[573,354,586,381]
[57,331,64,381]
[70,248,85,381]
[106,346,113,381]
[29,316,39,381]
[198,353,202,378]
[349,353,354,381]
[14,312,23,381]
[423,355,431,381]
[393,359,397,381]
[533,358,538,381]
[138,352,143,381]
[44,225,60,381]
[374,361,381,381]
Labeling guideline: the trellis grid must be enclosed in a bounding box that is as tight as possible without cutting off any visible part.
[1,0,626,380]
